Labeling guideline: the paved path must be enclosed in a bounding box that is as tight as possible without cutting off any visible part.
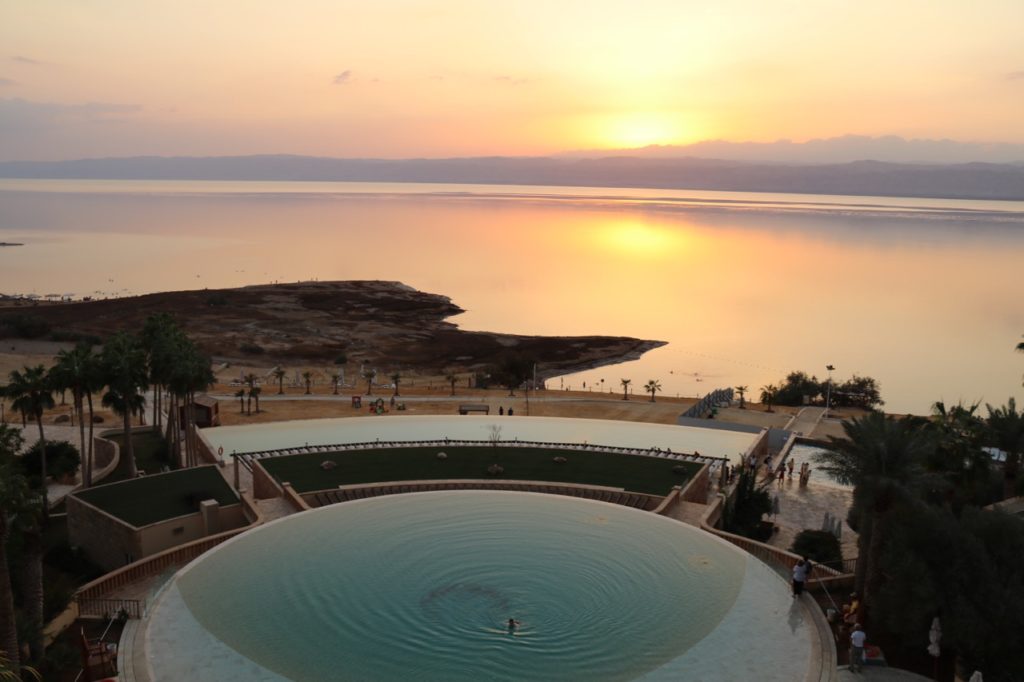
[787,406,825,438]
[763,473,860,561]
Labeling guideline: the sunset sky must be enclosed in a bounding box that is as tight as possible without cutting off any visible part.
[2,0,1023,160]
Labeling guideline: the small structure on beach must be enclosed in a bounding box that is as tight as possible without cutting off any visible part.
[458,403,490,415]
[180,394,221,428]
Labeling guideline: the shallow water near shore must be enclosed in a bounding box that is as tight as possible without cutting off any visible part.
[1,179,1022,414]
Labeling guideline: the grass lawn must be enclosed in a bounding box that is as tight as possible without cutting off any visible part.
[74,465,238,527]
[106,430,176,483]
[260,446,701,496]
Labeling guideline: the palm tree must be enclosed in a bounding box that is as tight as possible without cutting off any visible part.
[620,378,631,401]
[250,385,261,414]
[759,384,777,413]
[272,367,286,395]
[302,371,313,395]
[816,412,932,601]
[985,398,1024,496]
[235,388,246,414]
[100,332,149,479]
[643,379,661,403]
[363,368,376,395]
[1017,336,1024,386]
[735,385,748,409]
[0,648,40,681]
[445,371,458,397]
[141,313,180,430]
[243,374,257,415]
[165,341,214,468]
[5,365,54,502]
[390,372,401,397]
[927,401,991,508]
[329,371,341,395]
[0,425,28,670]
[48,342,100,487]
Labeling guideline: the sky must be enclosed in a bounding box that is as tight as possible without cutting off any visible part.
[1,0,1023,161]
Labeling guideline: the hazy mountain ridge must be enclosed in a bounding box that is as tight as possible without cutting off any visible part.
[561,135,1024,165]
[2,153,1023,201]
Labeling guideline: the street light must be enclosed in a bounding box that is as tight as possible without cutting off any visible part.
[825,364,835,418]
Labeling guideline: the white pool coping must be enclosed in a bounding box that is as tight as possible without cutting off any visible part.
[200,415,758,464]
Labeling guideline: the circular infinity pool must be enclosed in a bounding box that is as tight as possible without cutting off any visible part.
[145,492,815,681]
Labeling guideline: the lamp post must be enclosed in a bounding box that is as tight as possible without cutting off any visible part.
[825,364,835,418]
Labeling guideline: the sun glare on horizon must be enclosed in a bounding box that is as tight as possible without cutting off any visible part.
[589,113,694,150]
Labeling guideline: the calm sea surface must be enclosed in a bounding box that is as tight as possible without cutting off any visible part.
[1,179,1022,415]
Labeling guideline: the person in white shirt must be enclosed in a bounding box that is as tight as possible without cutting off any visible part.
[792,558,809,596]
[849,624,867,673]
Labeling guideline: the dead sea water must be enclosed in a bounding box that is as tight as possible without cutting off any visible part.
[1,179,1022,414]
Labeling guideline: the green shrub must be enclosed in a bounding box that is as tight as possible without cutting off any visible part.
[21,440,80,482]
[791,529,842,568]
[722,469,772,540]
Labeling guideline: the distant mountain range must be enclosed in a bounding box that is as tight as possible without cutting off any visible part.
[2,152,1024,201]
[561,135,1024,165]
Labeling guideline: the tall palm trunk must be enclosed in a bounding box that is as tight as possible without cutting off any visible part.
[0,516,20,669]
[183,392,195,467]
[85,391,95,487]
[863,509,887,606]
[34,415,47,519]
[123,408,137,478]
[75,390,88,487]
[853,509,871,596]
[187,392,199,466]
[165,395,180,467]
[22,527,44,662]
[152,383,159,431]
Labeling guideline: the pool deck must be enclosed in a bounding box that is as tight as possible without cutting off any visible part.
[107,414,868,681]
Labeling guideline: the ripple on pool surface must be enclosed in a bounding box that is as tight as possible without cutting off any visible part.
[146,492,813,681]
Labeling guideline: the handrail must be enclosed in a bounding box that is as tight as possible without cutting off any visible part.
[303,479,663,512]
[234,438,728,471]
[75,523,256,602]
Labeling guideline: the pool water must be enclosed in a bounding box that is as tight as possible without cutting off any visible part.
[785,443,851,490]
[145,492,814,680]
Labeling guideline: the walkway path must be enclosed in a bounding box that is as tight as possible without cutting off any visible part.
[787,406,825,437]
[763,474,859,562]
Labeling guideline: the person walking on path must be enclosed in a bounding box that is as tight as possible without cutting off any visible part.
[849,624,867,673]
[792,557,810,596]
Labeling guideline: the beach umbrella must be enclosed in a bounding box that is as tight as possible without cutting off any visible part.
[927,616,941,658]
[822,511,833,531]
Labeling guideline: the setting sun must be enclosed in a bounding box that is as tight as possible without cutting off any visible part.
[589,113,689,149]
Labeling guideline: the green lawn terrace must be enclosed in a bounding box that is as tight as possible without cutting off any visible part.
[67,466,247,572]
[73,465,238,527]
[259,445,704,496]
